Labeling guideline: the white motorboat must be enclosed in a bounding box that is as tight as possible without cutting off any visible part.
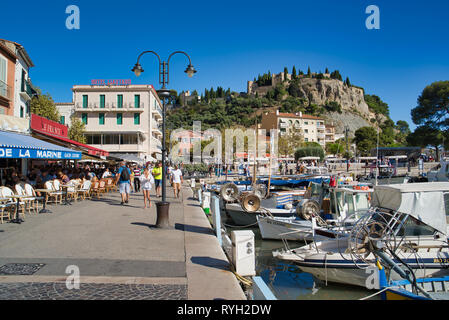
[273,182,449,288]
[257,186,372,242]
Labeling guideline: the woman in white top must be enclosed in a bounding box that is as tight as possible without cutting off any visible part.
[139,168,154,208]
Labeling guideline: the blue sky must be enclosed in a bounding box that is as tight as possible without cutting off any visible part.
[1,0,448,129]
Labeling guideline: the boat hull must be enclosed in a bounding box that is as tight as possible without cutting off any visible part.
[226,203,295,226]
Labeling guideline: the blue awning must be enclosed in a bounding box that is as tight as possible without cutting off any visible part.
[0,130,82,160]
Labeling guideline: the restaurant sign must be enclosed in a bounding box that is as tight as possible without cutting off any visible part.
[0,148,81,160]
[31,114,68,139]
[91,79,132,86]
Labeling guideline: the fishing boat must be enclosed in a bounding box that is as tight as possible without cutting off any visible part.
[257,185,372,241]
[272,182,449,288]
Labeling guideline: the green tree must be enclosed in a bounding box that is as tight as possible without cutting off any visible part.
[407,126,446,160]
[295,146,325,161]
[325,67,329,74]
[365,94,390,117]
[326,142,344,156]
[307,66,311,77]
[68,116,86,143]
[345,77,351,86]
[292,66,297,79]
[354,126,378,156]
[411,81,449,131]
[330,70,342,81]
[30,88,60,122]
[278,129,304,156]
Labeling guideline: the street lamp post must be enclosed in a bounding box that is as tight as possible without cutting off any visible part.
[131,50,196,228]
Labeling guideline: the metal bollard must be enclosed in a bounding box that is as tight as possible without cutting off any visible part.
[155,201,170,229]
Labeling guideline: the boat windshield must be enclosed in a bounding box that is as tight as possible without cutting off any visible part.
[371,209,437,237]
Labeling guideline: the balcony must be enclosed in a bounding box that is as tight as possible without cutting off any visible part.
[317,133,325,139]
[152,104,162,119]
[151,137,162,150]
[151,121,162,136]
[0,80,12,101]
[19,79,33,101]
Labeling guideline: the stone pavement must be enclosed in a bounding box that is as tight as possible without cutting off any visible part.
[0,185,246,300]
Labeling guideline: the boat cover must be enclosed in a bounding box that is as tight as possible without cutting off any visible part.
[371,182,449,235]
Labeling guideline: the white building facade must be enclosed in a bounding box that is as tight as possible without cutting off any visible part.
[56,83,163,161]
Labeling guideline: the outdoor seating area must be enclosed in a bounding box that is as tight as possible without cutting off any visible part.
[0,177,118,224]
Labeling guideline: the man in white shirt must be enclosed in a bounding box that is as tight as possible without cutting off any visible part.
[170,165,183,198]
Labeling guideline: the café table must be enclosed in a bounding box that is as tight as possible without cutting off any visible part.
[8,194,29,224]
[34,189,54,214]
[60,184,76,205]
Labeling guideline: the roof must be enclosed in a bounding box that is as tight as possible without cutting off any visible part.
[372,182,449,235]
[374,182,449,193]
[277,113,323,120]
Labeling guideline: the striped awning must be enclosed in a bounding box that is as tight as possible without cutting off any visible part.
[0,130,82,160]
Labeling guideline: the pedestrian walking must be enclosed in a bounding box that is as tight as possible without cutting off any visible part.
[152,162,163,197]
[133,165,142,192]
[115,161,132,205]
[171,165,183,198]
[139,167,154,208]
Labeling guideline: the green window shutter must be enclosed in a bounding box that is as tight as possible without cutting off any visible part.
[134,113,140,125]
[83,95,88,108]
[100,95,105,108]
[117,95,123,108]
[60,116,65,125]
[82,113,88,125]
[20,107,24,118]
[99,113,105,125]
[135,95,140,108]
[117,113,123,125]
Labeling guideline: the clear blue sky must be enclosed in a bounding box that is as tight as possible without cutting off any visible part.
[1,0,448,129]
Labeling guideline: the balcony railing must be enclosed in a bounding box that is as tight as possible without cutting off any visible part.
[0,80,12,100]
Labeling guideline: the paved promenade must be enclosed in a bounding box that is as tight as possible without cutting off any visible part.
[0,185,246,300]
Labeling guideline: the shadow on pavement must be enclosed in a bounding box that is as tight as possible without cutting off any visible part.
[175,223,214,235]
[131,222,157,229]
[190,256,230,271]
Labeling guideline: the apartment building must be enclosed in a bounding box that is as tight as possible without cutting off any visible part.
[0,39,35,121]
[56,83,163,161]
[260,110,331,148]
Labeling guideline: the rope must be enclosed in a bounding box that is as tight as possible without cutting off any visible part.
[359,286,396,300]
[223,221,259,228]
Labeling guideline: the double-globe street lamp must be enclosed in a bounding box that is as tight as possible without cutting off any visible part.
[131,50,196,228]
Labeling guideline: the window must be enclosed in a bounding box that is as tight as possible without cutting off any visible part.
[20,106,24,118]
[304,121,308,125]
[60,116,65,125]
[99,113,105,125]
[86,134,101,145]
[82,113,88,125]
[104,134,120,144]
[122,134,138,144]
[135,95,140,108]
[100,95,105,108]
[117,113,123,125]
[134,113,140,125]
[117,95,123,108]
[83,95,88,108]
[21,69,26,92]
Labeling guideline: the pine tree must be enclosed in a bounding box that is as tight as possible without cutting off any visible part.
[292,66,297,79]
[325,67,329,74]
[345,77,351,86]
[307,66,311,77]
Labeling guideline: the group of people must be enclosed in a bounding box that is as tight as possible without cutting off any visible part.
[116,162,184,208]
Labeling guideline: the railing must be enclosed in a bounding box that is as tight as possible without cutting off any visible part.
[0,80,12,100]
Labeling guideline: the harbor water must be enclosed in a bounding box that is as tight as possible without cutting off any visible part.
[226,224,380,300]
